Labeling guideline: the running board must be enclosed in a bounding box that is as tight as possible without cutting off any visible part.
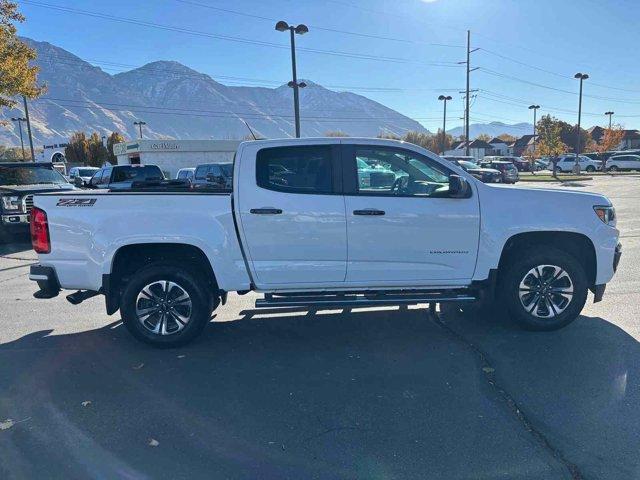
[255,291,476,309]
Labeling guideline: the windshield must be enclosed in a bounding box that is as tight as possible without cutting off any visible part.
[78,168,98,177]
[458,160,477,170]
[0,166,69,186]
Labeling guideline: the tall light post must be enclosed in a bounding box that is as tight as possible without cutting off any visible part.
[10,117,27,159]
[438,95,452,154]
[574,72,589,172]
[605,111,614,130]
[133,121,146,139]
[275,20,308,138]
[528,105,540,158]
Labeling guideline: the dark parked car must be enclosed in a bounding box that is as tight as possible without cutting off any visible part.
[479,160,519,183]
[86,165,165,190]
[447,159,502,183]
[192,163,233,190]
[0,162,75,241]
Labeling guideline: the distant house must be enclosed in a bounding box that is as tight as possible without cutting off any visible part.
[443,139,494,161]
[510,134,535,156]
[489,137,510,155]
[588,126,640,151]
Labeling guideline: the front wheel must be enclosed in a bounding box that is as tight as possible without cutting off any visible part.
[608,165,619,172]
[586,165,595,172]
[500,247,588,331]
[120,264,215,347]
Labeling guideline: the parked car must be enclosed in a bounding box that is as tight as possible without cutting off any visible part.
[606,154,640,171]
[446,159,502,183]
[69,167,99,187]
[483,156,529,172]
[87,165,165,190]
[555,155,602,173]
[534,160,549,171]
[479,160,519,183]
[176,167,196,182]
[442,155,479,165]
[192,163,233,190]
[29,138,621,347]
[0,162,74,242]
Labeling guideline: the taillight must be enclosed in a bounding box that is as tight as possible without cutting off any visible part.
[30,207,50,254]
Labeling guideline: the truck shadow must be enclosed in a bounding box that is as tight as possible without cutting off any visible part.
[1,306,639,479]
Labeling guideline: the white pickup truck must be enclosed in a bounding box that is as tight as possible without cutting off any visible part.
[27,138,622,347]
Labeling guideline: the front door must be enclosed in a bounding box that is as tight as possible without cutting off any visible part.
[238,144,347,287]
[342,144,480,285]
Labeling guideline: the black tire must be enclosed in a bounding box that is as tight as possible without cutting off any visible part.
[120,263,216,347]
[500,246,588,331]
[586,165,595,172]
[609,165,618,172]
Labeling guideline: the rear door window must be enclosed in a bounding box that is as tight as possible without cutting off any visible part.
[256,146,335,194]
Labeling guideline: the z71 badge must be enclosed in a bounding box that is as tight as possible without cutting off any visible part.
[56,198,97,207]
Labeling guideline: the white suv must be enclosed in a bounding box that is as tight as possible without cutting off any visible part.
[606,154,640,172]
[555,155,602,173]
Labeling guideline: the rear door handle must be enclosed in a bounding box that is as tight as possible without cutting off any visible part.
[353,209,385,216]
[250,208,283,215]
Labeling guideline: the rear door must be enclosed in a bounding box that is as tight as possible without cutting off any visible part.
[341,143,480,285]
[237,142,347,287]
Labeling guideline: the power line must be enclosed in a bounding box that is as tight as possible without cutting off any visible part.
[21,1,463,68]
[173,0,464,47]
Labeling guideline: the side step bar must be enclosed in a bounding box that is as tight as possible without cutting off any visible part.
[255,291,476,309]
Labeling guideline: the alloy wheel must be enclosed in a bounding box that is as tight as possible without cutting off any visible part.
[518,265,573,318]
[135,280,192,335]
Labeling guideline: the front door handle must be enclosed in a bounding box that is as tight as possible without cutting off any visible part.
[353,209,385,216]
[250,208,283,215]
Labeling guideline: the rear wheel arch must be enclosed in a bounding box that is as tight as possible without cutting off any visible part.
[106,243,219,315]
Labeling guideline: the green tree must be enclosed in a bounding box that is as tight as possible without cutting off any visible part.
[0,1,44,116]
[64,131,90,165]
[0,145,27,161]
[87,132,109,167]
[106,131,125,164]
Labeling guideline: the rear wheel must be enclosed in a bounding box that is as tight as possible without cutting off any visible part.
[608,165,619,172]
[120,264,216,347]
[500,247,588,331]
[586,165,595,172]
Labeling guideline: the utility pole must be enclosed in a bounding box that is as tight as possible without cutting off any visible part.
[10,117,27,159]
[134,121,146,139]
[276,21,309,138]
[574,73,589,173]
[459,31,479,156]
[22,96,36,161]
[438,95,452,154]
[605,111,614,130]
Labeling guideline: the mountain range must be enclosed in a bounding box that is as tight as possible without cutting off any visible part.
[447,121,534,139]
[2,37,431,145]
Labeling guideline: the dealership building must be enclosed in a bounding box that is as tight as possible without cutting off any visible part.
[113,139,241,178]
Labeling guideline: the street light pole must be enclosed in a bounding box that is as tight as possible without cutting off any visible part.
[574,73,589,173]
[276,21,308,138]
[605,111,614,130]
[438,95,452,154]
[10,117,26,159]
[133,121,146,139]
[528,105,540,156]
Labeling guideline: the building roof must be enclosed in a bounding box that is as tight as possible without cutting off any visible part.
[468,139,493,149]
[512,134,535,148]
[489,137,507,144]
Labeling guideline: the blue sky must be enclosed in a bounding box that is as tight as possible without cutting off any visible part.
[16,0,640,131]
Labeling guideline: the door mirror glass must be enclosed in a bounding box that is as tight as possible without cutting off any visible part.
[449,174,470,198]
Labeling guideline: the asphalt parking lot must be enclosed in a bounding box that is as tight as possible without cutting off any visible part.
[1,175,639,480]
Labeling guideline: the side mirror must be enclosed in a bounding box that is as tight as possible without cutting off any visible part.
[449,174,470,198]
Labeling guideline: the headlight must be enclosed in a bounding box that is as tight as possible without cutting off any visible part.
[1,196,21,212]
[594,205,616,226]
